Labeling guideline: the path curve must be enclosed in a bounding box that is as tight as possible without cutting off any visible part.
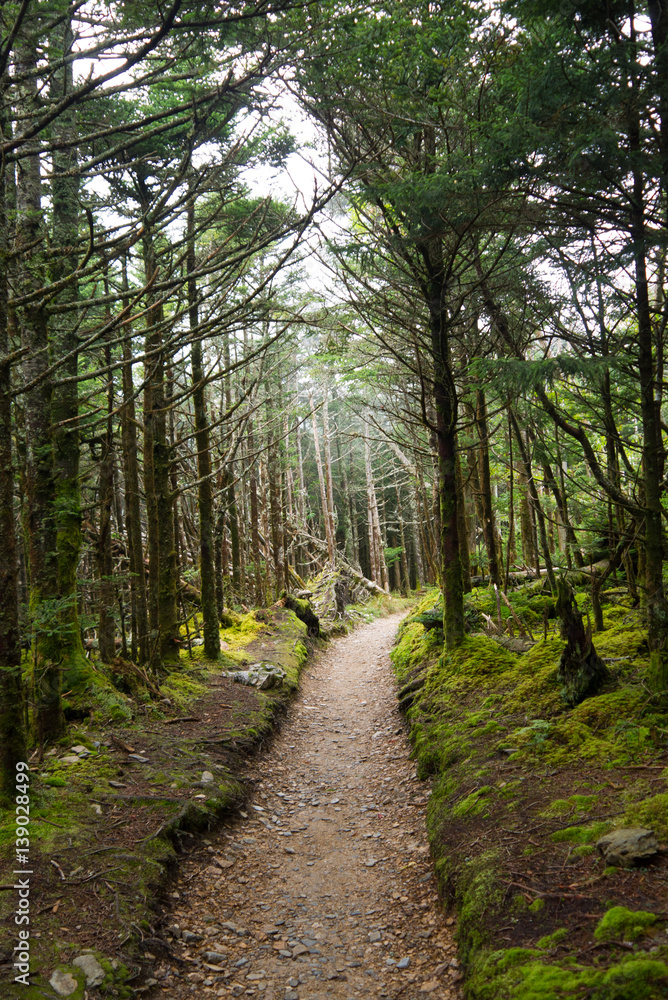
[152,613,463,1000]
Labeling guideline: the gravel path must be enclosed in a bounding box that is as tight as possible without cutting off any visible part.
[153,613,463,1000]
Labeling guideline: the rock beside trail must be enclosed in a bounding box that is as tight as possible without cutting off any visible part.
[596,827,659,867]
[232,663,287,689]
[49,969,78,996]
[73,953,105,986]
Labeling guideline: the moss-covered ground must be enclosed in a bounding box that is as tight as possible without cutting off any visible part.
[392,586,668,1000]
[0,606,313,998]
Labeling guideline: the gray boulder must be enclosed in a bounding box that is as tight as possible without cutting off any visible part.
[596,827,659,867]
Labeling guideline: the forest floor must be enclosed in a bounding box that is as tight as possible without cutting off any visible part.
[146,612,463,1000]
[393,589,668,1000]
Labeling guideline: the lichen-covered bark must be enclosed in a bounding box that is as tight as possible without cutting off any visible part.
[48,16,88,690]
[16,25,63,740]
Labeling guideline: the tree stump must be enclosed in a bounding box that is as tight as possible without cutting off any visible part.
[555,579,608,706]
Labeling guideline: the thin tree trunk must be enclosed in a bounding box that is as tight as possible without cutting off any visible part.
[188,200,219,659]
[0,83,25,799]
[120,259,149,664]
[97,285,116,663]
[322,392,337,557]
[248,420,264,607]
[311,392,336,564]
[476,390,501,587]
[456,449,472,593]
[509,410,557,594]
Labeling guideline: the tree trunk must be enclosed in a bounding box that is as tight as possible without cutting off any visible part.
[0,84,26,800]
[322,392,338,556]
[476,389,501,586]
[456,449,471,593]
[188,200,218,659]
[120,259,149,664]
[630,145,667,649]
[16,28,63,740]
[509,410,557,594]
[310,392,336,564]
[49,16,88,689]
[140,207,178,667]
[248,419,265,607]
[97,289,116,663]
[429,278,464,647]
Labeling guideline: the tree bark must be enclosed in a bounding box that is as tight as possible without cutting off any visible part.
[429,277,464,647]
[476,389,501,587]
[49,15,88,689]
[509,409,557,594]
[188,199,218,658]
[0,80,26,799]
[16,26,63,740]
[311,392,336,564]
[120,259,149,664]
[97,284,116,663]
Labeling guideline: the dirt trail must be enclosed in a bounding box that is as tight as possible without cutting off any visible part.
[152,614,463,1000]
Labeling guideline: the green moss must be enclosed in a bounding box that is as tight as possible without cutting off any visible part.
[160,668,209,709]
[550,821,612,844]
[452,786,492,818]
[467,948,668,1000]
[623,793,668,840]
[454,849,504,964]
[595,907,659,942]
[541,794,597,817]
[595,627,648,663]
[537,927,568,950]
[528,898,545,913]
[218,611,263,649]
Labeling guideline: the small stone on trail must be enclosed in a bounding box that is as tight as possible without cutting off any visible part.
[203,951,228,964]
[368,931,381,942]
[285,992,299,1000]
[181,930,203,943]
[284,846,295,854]
[420,980,440,993]
[49,970,78,997]
[73,954,105,986]
[396,957,410,969]
[201,771,214,783]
